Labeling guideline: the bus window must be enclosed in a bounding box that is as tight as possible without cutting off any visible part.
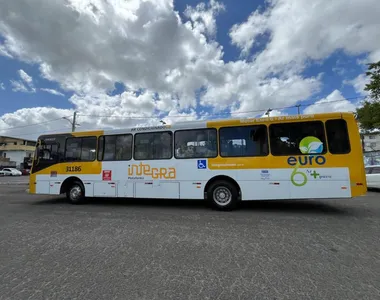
[219,125,268,157]
[116,135,133,160]
[65,136,96,162]
[98,134,132,161]
[104,136,117,160]
[36,143,59,162]
[325,119,351,154]
[174,129,217,159]
[134,131,173,160]
[65,138,81,161]
[81,137,97,161]
[269,121,327,156]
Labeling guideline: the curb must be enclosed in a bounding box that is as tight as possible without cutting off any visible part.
[0,182,29,185]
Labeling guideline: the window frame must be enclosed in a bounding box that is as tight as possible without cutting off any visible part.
[36,141,60,163]
[97,134,133,161]
[64,136,97,162]
[219,125,269,158]
[325,119,351,155]
[133,131,173,161]
[269,120,327,157]
[174,128,218,159]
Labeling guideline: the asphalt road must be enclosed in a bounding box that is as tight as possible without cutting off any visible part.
[1,180,380,300]
[0,175,29,185]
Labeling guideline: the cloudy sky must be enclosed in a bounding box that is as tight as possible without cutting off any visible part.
[0,0,379,140]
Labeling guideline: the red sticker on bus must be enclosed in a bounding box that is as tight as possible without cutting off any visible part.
[102,170,112,181]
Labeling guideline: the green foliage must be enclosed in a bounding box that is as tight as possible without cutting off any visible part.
[356,100,380,131]
[356,61,380,131]
[364,61,380,101]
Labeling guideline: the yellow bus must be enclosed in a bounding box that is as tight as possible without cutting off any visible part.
[29,112,367,210]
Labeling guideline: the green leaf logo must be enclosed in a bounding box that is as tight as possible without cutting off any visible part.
[299,136,323,154]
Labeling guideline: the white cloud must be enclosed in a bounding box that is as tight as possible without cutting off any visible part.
[0,82,5,90]
[18,69,33,86]
[0,99,200,140]
[229,10,269,56]
[0,0,379,137]
[303,90,356,114]
[0,0,225,102]
[40,88,65,97]
[184,0,225,37]
[0,90,205,140]
[10,69,36,93]
[369,49,380,63]
[10,80,30,93]
[69,91,203,129]
[0,107,73,140]
[0,43,13,58]
[0,0,322,119]
[203,71,321,117]
[332,67,346,76]
[231,0,380,74]
[347,74,370,97]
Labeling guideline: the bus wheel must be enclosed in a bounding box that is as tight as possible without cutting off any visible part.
[66,181,85,204]
[207,180,238,211]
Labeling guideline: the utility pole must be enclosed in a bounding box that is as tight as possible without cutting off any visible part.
[63,111,79,132]
[72,111,77,132]
[296,104,301,115]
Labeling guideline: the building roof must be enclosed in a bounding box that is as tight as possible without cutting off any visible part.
[0,135,36,143]
[360,129,380,135]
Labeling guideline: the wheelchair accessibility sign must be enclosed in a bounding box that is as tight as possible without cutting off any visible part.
[197,160,207,169]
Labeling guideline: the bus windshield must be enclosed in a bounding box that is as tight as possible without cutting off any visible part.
[35,142,59,163]
[33,135,68,170]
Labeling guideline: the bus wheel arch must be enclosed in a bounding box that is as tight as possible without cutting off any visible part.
[61,177,85,204]
[204,176,241,210]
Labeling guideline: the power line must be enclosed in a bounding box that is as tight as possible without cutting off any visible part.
[0,95,366,137]
[0,116,72,133]
[3,127,72,138]
[78,95,365,119]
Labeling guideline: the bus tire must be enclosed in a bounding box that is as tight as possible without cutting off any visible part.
[207,180,238,211]
[66,181,85,204]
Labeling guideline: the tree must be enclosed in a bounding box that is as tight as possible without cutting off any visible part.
[356,101,380,131]
[356,61,380,131]
[364,61,380,101]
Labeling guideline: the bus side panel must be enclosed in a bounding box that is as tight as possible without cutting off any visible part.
[344,114,367,196]
[236,168,351,201]
[289,167,351,199]
[29,173,37,194]
[36,179,50,194]
[179,181,207,199]
[236,168,290,200]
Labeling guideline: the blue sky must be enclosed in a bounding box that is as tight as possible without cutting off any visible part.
[0,0,378,138]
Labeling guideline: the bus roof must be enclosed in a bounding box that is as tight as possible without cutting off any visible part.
[38,111,355,138]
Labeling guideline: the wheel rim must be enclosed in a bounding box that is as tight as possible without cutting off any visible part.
[213,186,232,206]
[70,185,82,201]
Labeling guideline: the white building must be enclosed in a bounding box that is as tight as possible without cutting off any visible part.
[362,131,380,152]
[0,136,36,169]
[361,129,380,166]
